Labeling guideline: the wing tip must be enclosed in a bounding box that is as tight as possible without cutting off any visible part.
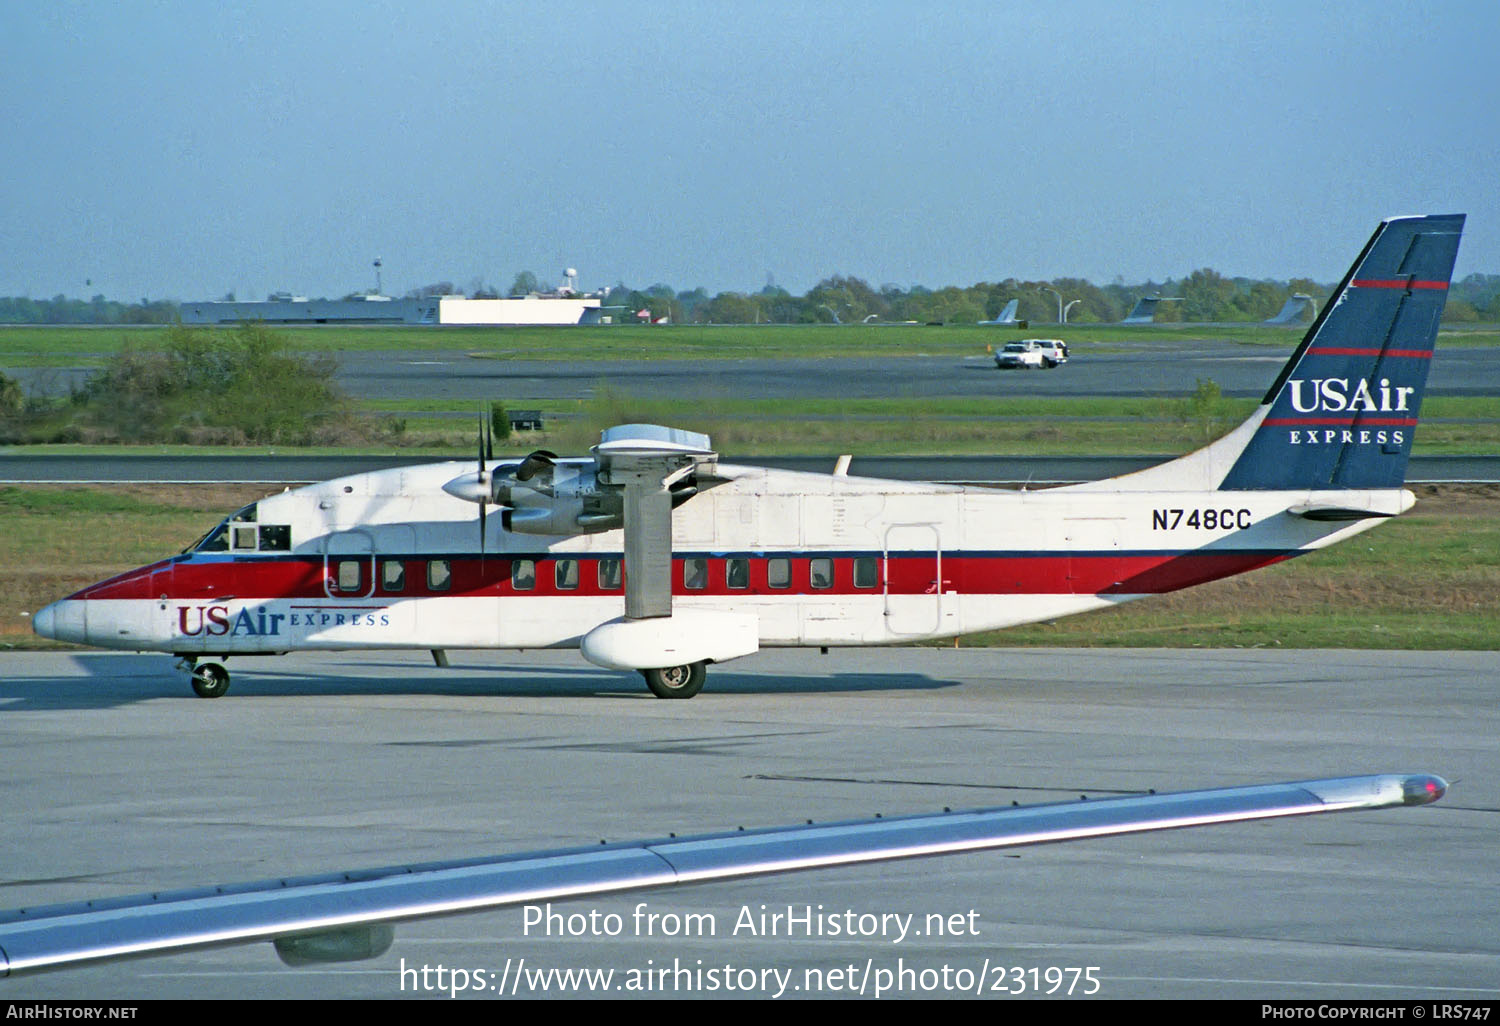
[1400,773,1448,806]
[1303,773,1448,808]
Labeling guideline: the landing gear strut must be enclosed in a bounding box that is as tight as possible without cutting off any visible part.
[189,661,230,699]
[641,662,706,699]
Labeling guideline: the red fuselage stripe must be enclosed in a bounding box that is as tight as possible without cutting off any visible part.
[75,551,1296,603]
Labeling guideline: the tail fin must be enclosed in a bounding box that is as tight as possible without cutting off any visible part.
[980,299,1019,324]
[1218,214,1464,490]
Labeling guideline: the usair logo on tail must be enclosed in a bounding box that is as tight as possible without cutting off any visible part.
[1218,213,1460,491]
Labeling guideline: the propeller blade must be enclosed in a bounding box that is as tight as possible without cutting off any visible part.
[478,414,490,562]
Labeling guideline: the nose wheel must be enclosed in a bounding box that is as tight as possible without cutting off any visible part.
[641,662,706,699]
[189,661,231,699]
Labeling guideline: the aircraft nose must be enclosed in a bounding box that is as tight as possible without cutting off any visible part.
[32,602,56,639]
[32,600,86,643]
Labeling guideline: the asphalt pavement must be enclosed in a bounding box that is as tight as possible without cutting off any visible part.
[1,648,1493,1000]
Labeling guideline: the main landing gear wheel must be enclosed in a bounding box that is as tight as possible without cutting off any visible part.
[642,662,706,699]
[191,662,230,699]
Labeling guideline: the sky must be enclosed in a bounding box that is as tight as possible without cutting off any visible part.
[3,1,1498,302]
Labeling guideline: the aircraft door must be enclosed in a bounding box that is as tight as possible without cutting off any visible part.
[883,524,942,635]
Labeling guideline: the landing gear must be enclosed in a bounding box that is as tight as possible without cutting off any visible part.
[190,661,230,699]
[641,662,706,699]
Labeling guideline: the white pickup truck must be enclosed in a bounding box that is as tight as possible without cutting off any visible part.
[995,339,1069,369]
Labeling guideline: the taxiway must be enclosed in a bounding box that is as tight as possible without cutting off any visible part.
[0,647,1494,999]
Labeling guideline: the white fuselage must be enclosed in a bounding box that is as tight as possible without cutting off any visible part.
[40,458,1407,656]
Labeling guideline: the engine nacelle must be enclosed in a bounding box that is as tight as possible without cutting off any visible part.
[502,498,620,535]
[580,611,759,671]
[446,457,699,535]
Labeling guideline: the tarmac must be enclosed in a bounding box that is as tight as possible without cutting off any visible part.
[0,646,1495,999]
[12,339,1500,402]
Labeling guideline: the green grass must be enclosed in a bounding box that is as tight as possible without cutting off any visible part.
[7,388,1500,457]
[355,390,1500,457]
[5,321,1498,365]
[0,485,189,515]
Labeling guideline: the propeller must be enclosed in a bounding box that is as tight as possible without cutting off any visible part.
[477,412,492,562]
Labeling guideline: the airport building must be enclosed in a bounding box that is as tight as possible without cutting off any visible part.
[181,292,607,326]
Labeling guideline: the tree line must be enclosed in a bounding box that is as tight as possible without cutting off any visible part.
[5,272,1499,326]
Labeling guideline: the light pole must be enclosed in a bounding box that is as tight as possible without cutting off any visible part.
[1039,287,1064,323]
[1062,299,1081,324]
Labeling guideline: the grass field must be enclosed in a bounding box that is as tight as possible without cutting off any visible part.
[364,392,1500,457]
[4,482,1495,652]
[6,321,1500,366]
[11,391,1497,457]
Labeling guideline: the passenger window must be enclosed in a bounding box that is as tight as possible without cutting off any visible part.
[381,560,406,592]
[259,525,291,551]
[511,559,535,591]
[854,557,878,589]
[427,559,452,592]
[555,559,579,590]
[598,558,622,590]
[232,526,257,551]
[726,558,749,589]
[767,558,791,589]
[684,557,708,590]
[336,560,361,592]
[810,557,833,589]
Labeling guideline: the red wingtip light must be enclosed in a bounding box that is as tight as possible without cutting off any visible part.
[1401,774,1448,806]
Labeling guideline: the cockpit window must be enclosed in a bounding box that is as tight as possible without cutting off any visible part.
[190,518,289,553]
[191,521,231,553]
[187,502,262,554]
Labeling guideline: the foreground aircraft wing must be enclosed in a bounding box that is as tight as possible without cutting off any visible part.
[0,773,1445,976]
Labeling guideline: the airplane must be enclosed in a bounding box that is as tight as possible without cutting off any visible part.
[977,298,1021,325]
[0,772,1449,974]
[30,213,1464,700]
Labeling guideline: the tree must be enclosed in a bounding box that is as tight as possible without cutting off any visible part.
[1179,268,1237,322]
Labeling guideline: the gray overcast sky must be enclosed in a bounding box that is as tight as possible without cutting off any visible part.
[3,1,1497,301]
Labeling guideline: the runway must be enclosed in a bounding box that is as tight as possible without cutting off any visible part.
[1,648,1495,999]
[313,342,1500,402]
[12,339,1500,402]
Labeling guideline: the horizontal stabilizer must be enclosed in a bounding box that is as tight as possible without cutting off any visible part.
[1288,505,1398,522]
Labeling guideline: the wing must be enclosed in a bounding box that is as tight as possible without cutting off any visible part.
[0,773,1445,976]
[591,424,717,620]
